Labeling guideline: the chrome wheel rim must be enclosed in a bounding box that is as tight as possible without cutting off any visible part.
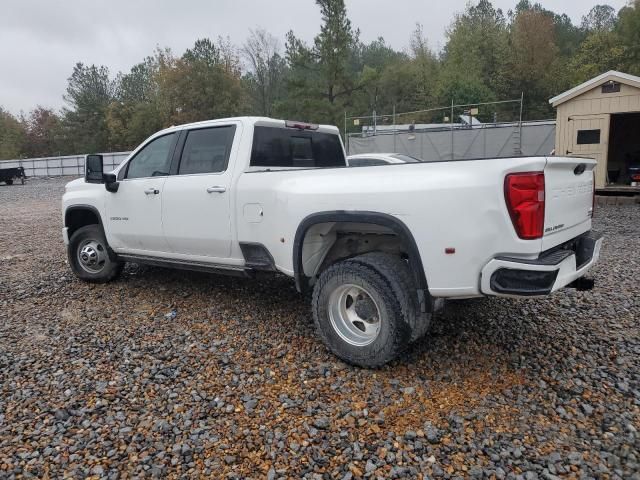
[77,239,107,273]
[328,284,381,346]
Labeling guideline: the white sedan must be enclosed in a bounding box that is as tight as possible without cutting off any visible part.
[346,153,423,167]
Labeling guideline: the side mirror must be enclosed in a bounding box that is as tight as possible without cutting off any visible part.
[85,154,104,183]
[103,173,119,193]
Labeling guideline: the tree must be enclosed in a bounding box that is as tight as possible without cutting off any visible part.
[0,108,26,160]
[242,28,287,116]
[347,37,408,117]
[106,51,167,150]
[440,0,509,102]
[23,107,64,157]
[62,63,116,153]
[570,30,627,81]
[407,24,439,109]
[283,0,361,124]
[581,4,617,32]
[616,0,640,75]
[511,1,584,58]
[163,38,245,125]
[118,57,158,104]
[506,9,559,118]
[551,12,585,58]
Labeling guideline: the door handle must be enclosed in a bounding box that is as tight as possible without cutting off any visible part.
[144,188,159,195]
[206,186,226,193]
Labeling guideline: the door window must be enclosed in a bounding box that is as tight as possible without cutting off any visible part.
[178,126,236,175]
[125,133,176,179]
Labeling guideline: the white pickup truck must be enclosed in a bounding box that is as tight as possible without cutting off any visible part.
[62,117,602,367]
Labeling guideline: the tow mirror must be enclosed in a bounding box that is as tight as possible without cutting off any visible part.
[85,154,104,183]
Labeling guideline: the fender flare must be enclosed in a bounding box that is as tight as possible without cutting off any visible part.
[64,204,104,229]
[293,211,429,303]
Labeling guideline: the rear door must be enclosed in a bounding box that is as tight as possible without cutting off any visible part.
[161,123,239,259]
[542,156,596,250]
[567,114,609,188]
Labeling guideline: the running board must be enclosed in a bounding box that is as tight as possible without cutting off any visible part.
[117,254,251,277]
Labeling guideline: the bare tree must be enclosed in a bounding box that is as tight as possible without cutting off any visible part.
[242,28,285,116]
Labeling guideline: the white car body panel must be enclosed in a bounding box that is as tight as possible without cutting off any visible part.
[62,117,599,299]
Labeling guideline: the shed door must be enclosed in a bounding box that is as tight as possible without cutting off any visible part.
[567,114,609,188]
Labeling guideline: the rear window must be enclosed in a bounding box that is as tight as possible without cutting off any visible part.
[250,126,345,168]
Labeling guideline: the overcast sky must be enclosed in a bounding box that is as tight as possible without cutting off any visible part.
[0,0,629,115]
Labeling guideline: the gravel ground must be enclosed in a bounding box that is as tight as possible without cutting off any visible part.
[0,177,638,479]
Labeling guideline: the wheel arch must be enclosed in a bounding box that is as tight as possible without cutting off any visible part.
[293,211,429,300]
[64,205,104,239]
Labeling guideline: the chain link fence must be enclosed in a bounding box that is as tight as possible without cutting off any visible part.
[347,121,556,160]
[343,98,556,160]
[0,152,130,178]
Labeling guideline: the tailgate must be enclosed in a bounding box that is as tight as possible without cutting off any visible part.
[542,156,595,250]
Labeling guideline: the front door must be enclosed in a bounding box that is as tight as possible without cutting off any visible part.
[161,124,238,259]
[568,114,610,188]
[105,132,177,253]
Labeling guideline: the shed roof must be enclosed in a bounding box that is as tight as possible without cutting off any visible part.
[549,70,640,107]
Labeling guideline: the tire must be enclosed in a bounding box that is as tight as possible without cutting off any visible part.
[312,258,412,368]
[350,252,432,342]
[68,225,123,283]
[5,179,13,185]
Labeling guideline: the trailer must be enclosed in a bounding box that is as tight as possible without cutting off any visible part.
[0,166,26,185]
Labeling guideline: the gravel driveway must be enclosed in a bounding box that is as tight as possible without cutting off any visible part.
[0,178,638,479]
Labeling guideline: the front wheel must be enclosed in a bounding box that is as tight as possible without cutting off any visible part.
[68,225,123,283]
[312,258,412,368]
[5,179,13,185]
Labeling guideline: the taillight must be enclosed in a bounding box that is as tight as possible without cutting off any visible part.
[504,172,545,240]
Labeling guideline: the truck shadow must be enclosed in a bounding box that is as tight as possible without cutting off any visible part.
[120,264,578,378]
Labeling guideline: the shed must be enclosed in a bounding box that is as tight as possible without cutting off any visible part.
[549,70,640,189]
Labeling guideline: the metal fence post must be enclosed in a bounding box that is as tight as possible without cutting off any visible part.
[392,104,397,153]
[484,126,487,158]
[519,92,524,154]
[450,99,455,160]
[343,111,347,150]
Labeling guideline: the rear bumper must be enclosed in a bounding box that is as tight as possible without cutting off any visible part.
[481,232,603,296]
